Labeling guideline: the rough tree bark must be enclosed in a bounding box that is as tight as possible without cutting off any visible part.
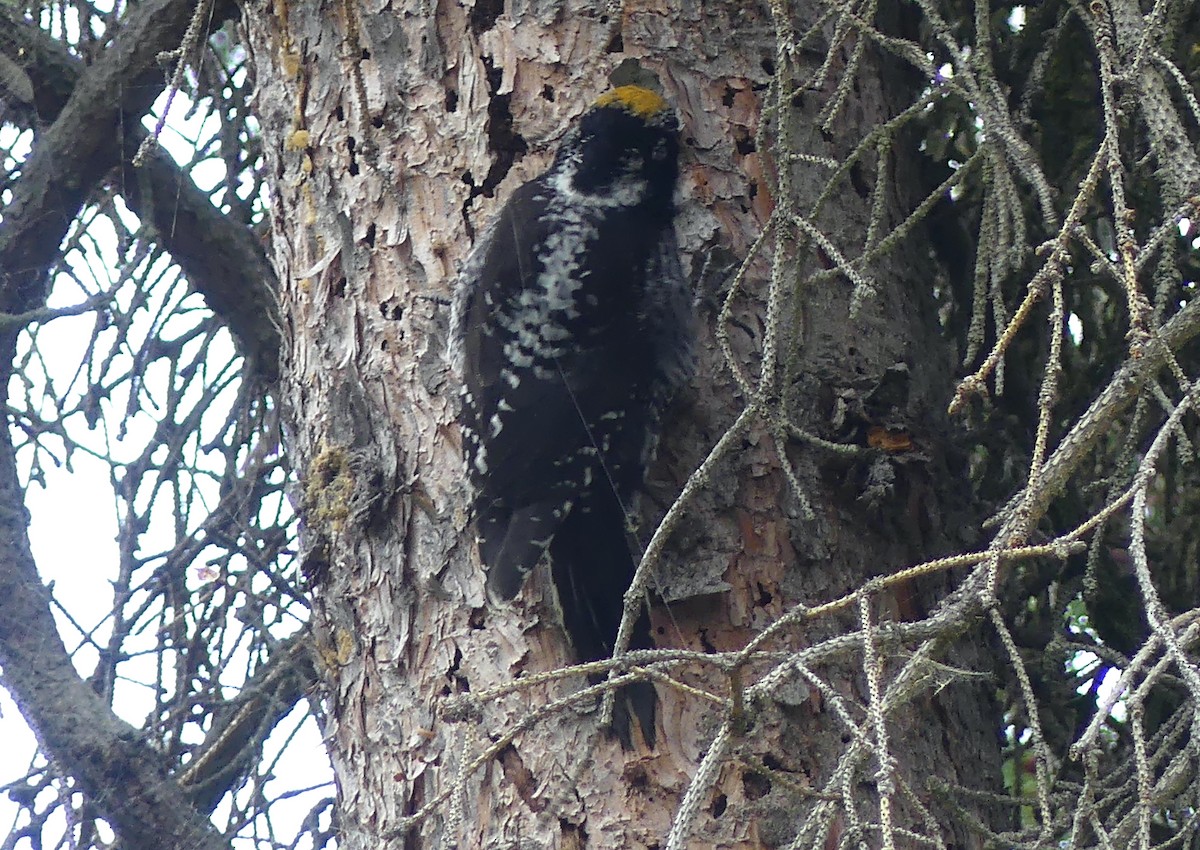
[246,1,1005,846]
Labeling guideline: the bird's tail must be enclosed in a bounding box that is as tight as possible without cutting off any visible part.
[549,492,657,749]
[607,611,657,750]
[477,503,557,600]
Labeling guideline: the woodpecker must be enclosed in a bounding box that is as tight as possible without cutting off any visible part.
[449,85,694,747]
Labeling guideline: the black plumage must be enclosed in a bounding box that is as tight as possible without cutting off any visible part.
[449,86,694,747]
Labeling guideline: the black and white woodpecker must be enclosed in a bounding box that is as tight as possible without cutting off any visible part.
[449,85,694,747]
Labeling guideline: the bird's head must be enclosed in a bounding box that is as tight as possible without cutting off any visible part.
[550,85,680,209]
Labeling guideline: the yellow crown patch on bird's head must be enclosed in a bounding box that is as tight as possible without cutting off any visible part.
[592,85,669,119]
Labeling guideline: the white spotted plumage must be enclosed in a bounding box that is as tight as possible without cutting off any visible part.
[447,85,694,747]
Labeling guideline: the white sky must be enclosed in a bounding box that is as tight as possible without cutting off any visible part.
[0,74,332,846]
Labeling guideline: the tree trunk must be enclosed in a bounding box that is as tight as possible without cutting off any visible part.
[245,1,1006,846]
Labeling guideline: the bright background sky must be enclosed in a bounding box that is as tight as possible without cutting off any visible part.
[0,21,332,840]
